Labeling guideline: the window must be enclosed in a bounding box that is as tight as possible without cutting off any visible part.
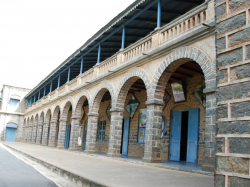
[9,98,20,110]
[98,120,106,141]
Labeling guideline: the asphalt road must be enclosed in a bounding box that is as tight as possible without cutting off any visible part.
[0,145,57,187]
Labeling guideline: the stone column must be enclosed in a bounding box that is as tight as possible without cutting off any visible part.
[41,123,49,146]
[22,127,26,142]
[84,113,98,154]
[29,126,33,143]
[142,101,163,163]
[107,109,124,158]
[151,28,160,48]
[69,116,81,151]
[36,124,43,145]
[201,91,217,172]
[57,119,67,149]
[31,126,37,144]
[24,127,28,142]
[48,121,57,147]
[26,127,29,142]
[214,1,250,185]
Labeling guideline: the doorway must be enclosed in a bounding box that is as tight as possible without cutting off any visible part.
[83,122,88,150]
[170,109,199,163]
[121,117,130,156]
[5,124,17,142]
[47,125,50,145]
[180,111,188,161]
[64,124,71,149]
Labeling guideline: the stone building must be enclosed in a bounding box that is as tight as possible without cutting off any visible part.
[0,85,31,142]
[18,0,250,186]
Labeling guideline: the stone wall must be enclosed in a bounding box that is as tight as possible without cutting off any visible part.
[215,0,250,186]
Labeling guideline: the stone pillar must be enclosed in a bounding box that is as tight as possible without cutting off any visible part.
[31,126,37,144]
[29,126,33,143]
[151,28,160,48]
[24,127,28,142]
[36,124,43,145]
[214,0,250,185]
[69,117,80,151]
[48,121,57,147]
[117,49,124,64]
[107,109,124,158]
[57,119,67,149]
[84,113,98,154]
[26,127,29,142]
[41,123,49,146]
[93,64,99,78]
[142,102,163,163]
[22,127,26,142]
[202,91,217,172]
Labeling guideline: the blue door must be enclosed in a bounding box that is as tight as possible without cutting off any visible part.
[64,124,71,149]
[170,111,182,161]
[186,109,199,163]
[5,127,17,142]
[122,117,130,155]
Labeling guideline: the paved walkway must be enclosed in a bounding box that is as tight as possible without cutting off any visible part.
[94,152,203,171]
[3,142,214,187]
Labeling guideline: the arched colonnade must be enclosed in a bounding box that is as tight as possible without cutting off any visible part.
[22,46,216,164]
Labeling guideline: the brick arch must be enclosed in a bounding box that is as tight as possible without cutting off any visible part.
[61,97,74,121]
[90,80,115,114]
[113,67,151,110]
[51,103,62,121]
[150,46,215,103]
[75,90,91,117]
[45,108,52,123]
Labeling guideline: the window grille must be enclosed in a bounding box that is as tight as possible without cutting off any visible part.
[98,120,106,141]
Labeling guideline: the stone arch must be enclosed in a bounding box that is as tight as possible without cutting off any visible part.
[39,112,44,124]
[27,117,30,126]
[150,46,215,103]
[75,90,91,117]
[90,80,115,114]
[113,67,151,110]
[52,103,62,121]
[34,114,39,126]
[23,118,26,127]
[61,97,74,121]
[30,116,34,127]
[7,122,17,125]
[45,108,52,123]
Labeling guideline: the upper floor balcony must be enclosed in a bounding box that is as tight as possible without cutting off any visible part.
[25,0,215,113]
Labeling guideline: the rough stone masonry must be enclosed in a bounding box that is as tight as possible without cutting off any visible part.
[215,0,250,186]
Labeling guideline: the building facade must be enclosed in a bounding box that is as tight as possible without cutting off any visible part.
[17,0,250,186]
[0,85,30,142]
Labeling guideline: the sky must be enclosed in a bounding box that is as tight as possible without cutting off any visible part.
[0,0,135,91]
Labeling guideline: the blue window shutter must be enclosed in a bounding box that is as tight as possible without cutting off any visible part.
[9,99,20,109]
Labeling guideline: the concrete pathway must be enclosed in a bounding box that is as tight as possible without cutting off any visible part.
[3,142,214,187]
